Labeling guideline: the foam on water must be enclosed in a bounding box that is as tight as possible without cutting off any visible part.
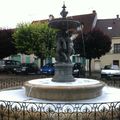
[28,78,100,87]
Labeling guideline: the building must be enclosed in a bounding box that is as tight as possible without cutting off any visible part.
[3,11,120,70]
[94,15,120,70]
[24,11,119,70]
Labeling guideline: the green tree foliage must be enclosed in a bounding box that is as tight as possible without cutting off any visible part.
[13,22,57,66]
[74,29,111,76]
[0,29,16,59]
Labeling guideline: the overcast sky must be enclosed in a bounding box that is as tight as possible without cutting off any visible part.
[0,0,120,28]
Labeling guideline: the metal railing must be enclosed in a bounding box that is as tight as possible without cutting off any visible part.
[0,75,46,89]
[0,101,120,120]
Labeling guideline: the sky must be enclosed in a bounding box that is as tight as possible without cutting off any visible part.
[0,0,120,29]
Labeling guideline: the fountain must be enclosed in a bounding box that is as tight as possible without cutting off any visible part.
[24,4,105,101]
[1,4,120,120]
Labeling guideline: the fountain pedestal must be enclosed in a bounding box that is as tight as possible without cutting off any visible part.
[52,63,75,82]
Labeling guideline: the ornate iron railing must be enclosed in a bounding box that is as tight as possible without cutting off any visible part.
[0,75,120,89]
[0,75,46,89]
[0,101,120,120]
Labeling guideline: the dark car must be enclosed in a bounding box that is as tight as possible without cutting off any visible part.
[40,63,55,75]
[14,63,39,74]
[72,63,85,77]
[0,60,21,73]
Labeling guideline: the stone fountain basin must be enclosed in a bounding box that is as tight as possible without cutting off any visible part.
[24,78,105,101]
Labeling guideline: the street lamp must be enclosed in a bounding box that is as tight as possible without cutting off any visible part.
[80,23,86,77]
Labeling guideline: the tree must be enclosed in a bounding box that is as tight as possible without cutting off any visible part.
[13,22,57,66]
[0,29,17,59]
[73,29,111,76]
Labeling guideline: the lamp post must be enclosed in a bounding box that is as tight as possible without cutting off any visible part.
[80,23,86,77]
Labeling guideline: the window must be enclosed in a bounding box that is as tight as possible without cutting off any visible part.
[5,61,12,65]
[108,26,112,30]
[113,60,119,66]
[114,44,120,53]
[72,56,75,63]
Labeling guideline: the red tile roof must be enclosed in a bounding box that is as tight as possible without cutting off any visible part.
[70,13,97,33]
[32,12,97,34]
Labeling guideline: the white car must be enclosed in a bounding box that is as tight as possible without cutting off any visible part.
[101,65,120,79]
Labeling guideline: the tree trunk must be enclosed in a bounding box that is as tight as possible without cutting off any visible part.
[40,57,44,67]
[89,58,92,77]
[38,54,45,67]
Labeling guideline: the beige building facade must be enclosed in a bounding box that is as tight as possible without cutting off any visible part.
[91,37,120,71]
[100,37,120,68]
[90,16,120,71]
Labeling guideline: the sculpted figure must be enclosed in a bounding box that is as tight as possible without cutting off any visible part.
[56,31,74,63]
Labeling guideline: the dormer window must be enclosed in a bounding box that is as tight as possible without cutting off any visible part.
[108,27,112,30]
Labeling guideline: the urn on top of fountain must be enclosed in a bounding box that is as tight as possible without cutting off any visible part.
[49,3,81,82]
[60,3,68,18]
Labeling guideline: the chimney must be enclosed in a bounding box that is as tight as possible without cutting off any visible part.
[92,10,96,14]
[116,14,119,20]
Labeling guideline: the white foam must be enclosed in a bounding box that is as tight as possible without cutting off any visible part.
[28,78,100,87]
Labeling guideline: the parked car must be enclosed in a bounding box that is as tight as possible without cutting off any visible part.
[40,63,55,75]
[14,63,39,74]
[0,60,21,73]
[72,63,85,77]
[101,65,120,79]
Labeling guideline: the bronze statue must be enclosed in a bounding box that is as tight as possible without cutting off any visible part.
[56,31,74,63]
